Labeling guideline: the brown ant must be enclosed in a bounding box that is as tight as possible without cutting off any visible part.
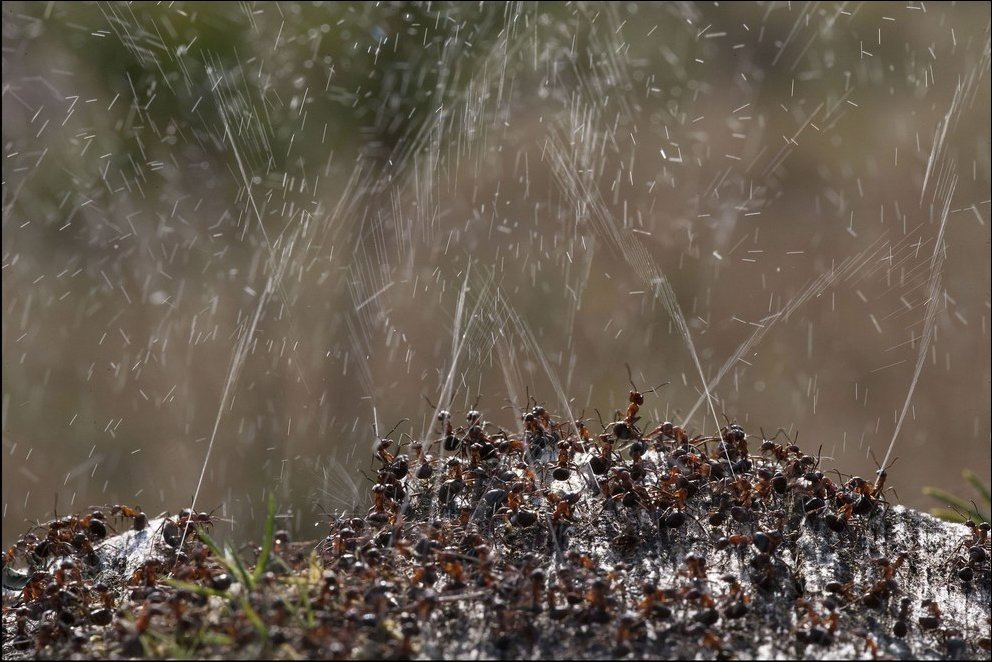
[961,517,990,547]
[620,364,668,427]
[715,534,753,552]
[589,433,615,476]
[859,553,907,608]
[918,599,942,630]
[574,417,594,443]
[107,504,148,531]
[795,598,839,645]
[370,418,409,467]
[549,440,580,481]
[758,428,802,463]
[545,490,581,523]
[646,420,689,445]
[683,553,707,579]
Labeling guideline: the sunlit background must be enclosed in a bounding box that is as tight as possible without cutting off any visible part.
[3,2,990,546]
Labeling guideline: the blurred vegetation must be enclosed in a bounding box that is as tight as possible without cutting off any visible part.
[3,2,989,547]
[925,471,991,525]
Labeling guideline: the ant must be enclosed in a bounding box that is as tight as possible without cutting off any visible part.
[410,440,442,480]
[589,432,615,476]
[161,507,219,547]
[574,416,594,443]
[715,534,753,553]
[107,504,148,531]
[719,416,748,455]
[943,513,990,584]
[550,440,580,482]
[683,552,708,579]
[867,451,898,500]
[859,553,907,608]
[545,489,581,524]
[961,516,990,547]
[620,363,668,427]
[370,419,409,467]
[795,598,838,646]
[892,597,912,638]
[646,420,689,445]
[758,428,802,463]
[918,599,942,630]
[425,395,460,452]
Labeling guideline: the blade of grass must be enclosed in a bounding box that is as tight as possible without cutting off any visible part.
[229,546,254,590]
[240,596,268,641]
[163,577,232,600]
[923,487,984,520]
[196,526,254,589]
[929,507,967,523]
[251,492,277,585]
[963,470,991,510]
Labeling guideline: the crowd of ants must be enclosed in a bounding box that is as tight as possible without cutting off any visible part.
[2,503,225,655]
[342,374,990,657]
[3,376,990,659]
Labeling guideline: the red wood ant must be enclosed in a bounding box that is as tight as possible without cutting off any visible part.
[107,504,148,531]
[610,365,669,443]
[550,440,579,481]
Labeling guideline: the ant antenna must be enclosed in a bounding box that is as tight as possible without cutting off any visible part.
[380,418,410,440]
[625,362,668,395]
[593,408,607,430]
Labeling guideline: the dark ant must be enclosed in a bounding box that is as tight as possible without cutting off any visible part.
[162,507,219,548]
[715,534,752,552]
[545,490,581,524]
[411,440,442,480]
[893,597,911,637]
[943,516,990,584]
[550,440,579,481]
[646,420,689,445]
[425,395,461,453]
[107,505,148,531]
[918,599,942,630]
[684,553,707,579]
[758,428,802,464]
[859,553,907,608]
[619,363,668,427]
[584,576,612,617]
[589,434,614,476]
[795,598,838,646]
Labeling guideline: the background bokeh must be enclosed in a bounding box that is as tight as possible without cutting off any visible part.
[3,2,990,546]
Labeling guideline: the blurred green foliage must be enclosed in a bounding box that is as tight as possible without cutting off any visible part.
[924,470,991,524]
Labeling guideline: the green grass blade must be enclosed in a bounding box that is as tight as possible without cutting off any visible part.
[929,507,967,523]
[194,527,245,582]
[241,598,268,641]
[252,492,277,585]
[922,486,979,515]
[229,546,254,590]
[196,526,256,589]
[163,578,231,600]
[962,470,991,509]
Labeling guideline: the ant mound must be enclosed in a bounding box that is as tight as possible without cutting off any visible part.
[3,399,990,659]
